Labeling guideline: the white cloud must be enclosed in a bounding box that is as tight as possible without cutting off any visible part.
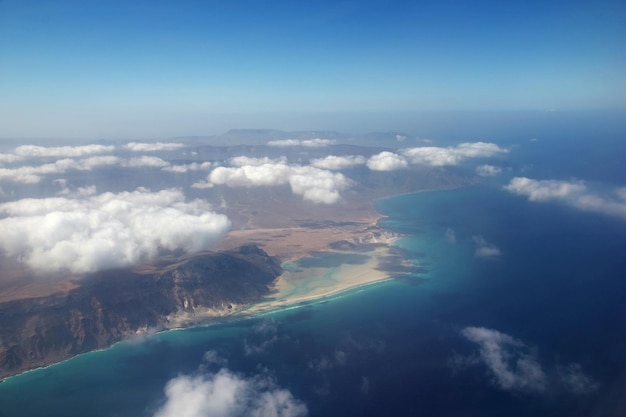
[153,369,307,417]
[309,155,366,170]
[476,164,502,177]
[267,139,335,147]
[455,142,507,158]
[14,144,115,158]
[472,235,501,258]
[0,155,174,184]
[207,161,350,204]
[210,163,292,187]
[163,162,213,173]
[288,167,350,204]
[504,177,586,202]
[124,142,185,152]
[230,156,287,167]
[0,153,23,164]
[267,139,300,147]
[403,147,460,166]
[461,327,547,392]
[123,156,170,168]
[505,177,626,219]
[363,142,508,172]
[0,156,121,183]
[403,142,508,167]
[0,188,230,274]
[366,151,408,171]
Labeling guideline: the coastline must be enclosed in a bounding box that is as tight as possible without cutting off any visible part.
[0,197,406,383]
[0,246,398,384]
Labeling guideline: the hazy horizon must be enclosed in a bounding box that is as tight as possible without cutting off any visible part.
[1,0,625,139]
[1,109,624,143]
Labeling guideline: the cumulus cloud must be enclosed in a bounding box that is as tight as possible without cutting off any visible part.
[505,177,626,219]
[209,163,291,187]
[153,369,307,417]
[456,142,508,158]
[364,142,507,172]
[403,142,507,167]
[461,327,547,392]
[267,139,335,147]
[0,153,23,163]
[230,156,287,167]
[310,155,366,170]
[505,177,586,202]
[0,188,230,274]
[288,167,350,204]
[1,144,116,167]
[14,144,115,158]
[366,151,408,171]
[476,164,502,177]
[402,147,459,166]
[0,155,178,184]
[123,156,170,168]
[206,160,350,204]
[0,156,122,183]
[124,142,185,152]
[472,235,501,258]
[163,162,213,173]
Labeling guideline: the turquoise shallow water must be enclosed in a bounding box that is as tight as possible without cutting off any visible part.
[1,183,626,416]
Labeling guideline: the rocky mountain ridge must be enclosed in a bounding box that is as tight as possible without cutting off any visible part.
[0,244,282,380]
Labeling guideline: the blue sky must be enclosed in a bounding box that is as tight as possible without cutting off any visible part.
[0,0,624,139]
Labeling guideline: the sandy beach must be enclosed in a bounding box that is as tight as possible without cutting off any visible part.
[240,244,396,316]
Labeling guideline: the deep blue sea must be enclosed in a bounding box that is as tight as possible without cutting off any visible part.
[1,136,626,416]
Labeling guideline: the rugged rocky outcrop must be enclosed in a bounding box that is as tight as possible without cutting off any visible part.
[0,245,282,379]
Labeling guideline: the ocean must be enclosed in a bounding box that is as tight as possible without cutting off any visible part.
[1,141,626,416]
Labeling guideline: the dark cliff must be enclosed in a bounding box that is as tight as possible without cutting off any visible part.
[0,245,282,379]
